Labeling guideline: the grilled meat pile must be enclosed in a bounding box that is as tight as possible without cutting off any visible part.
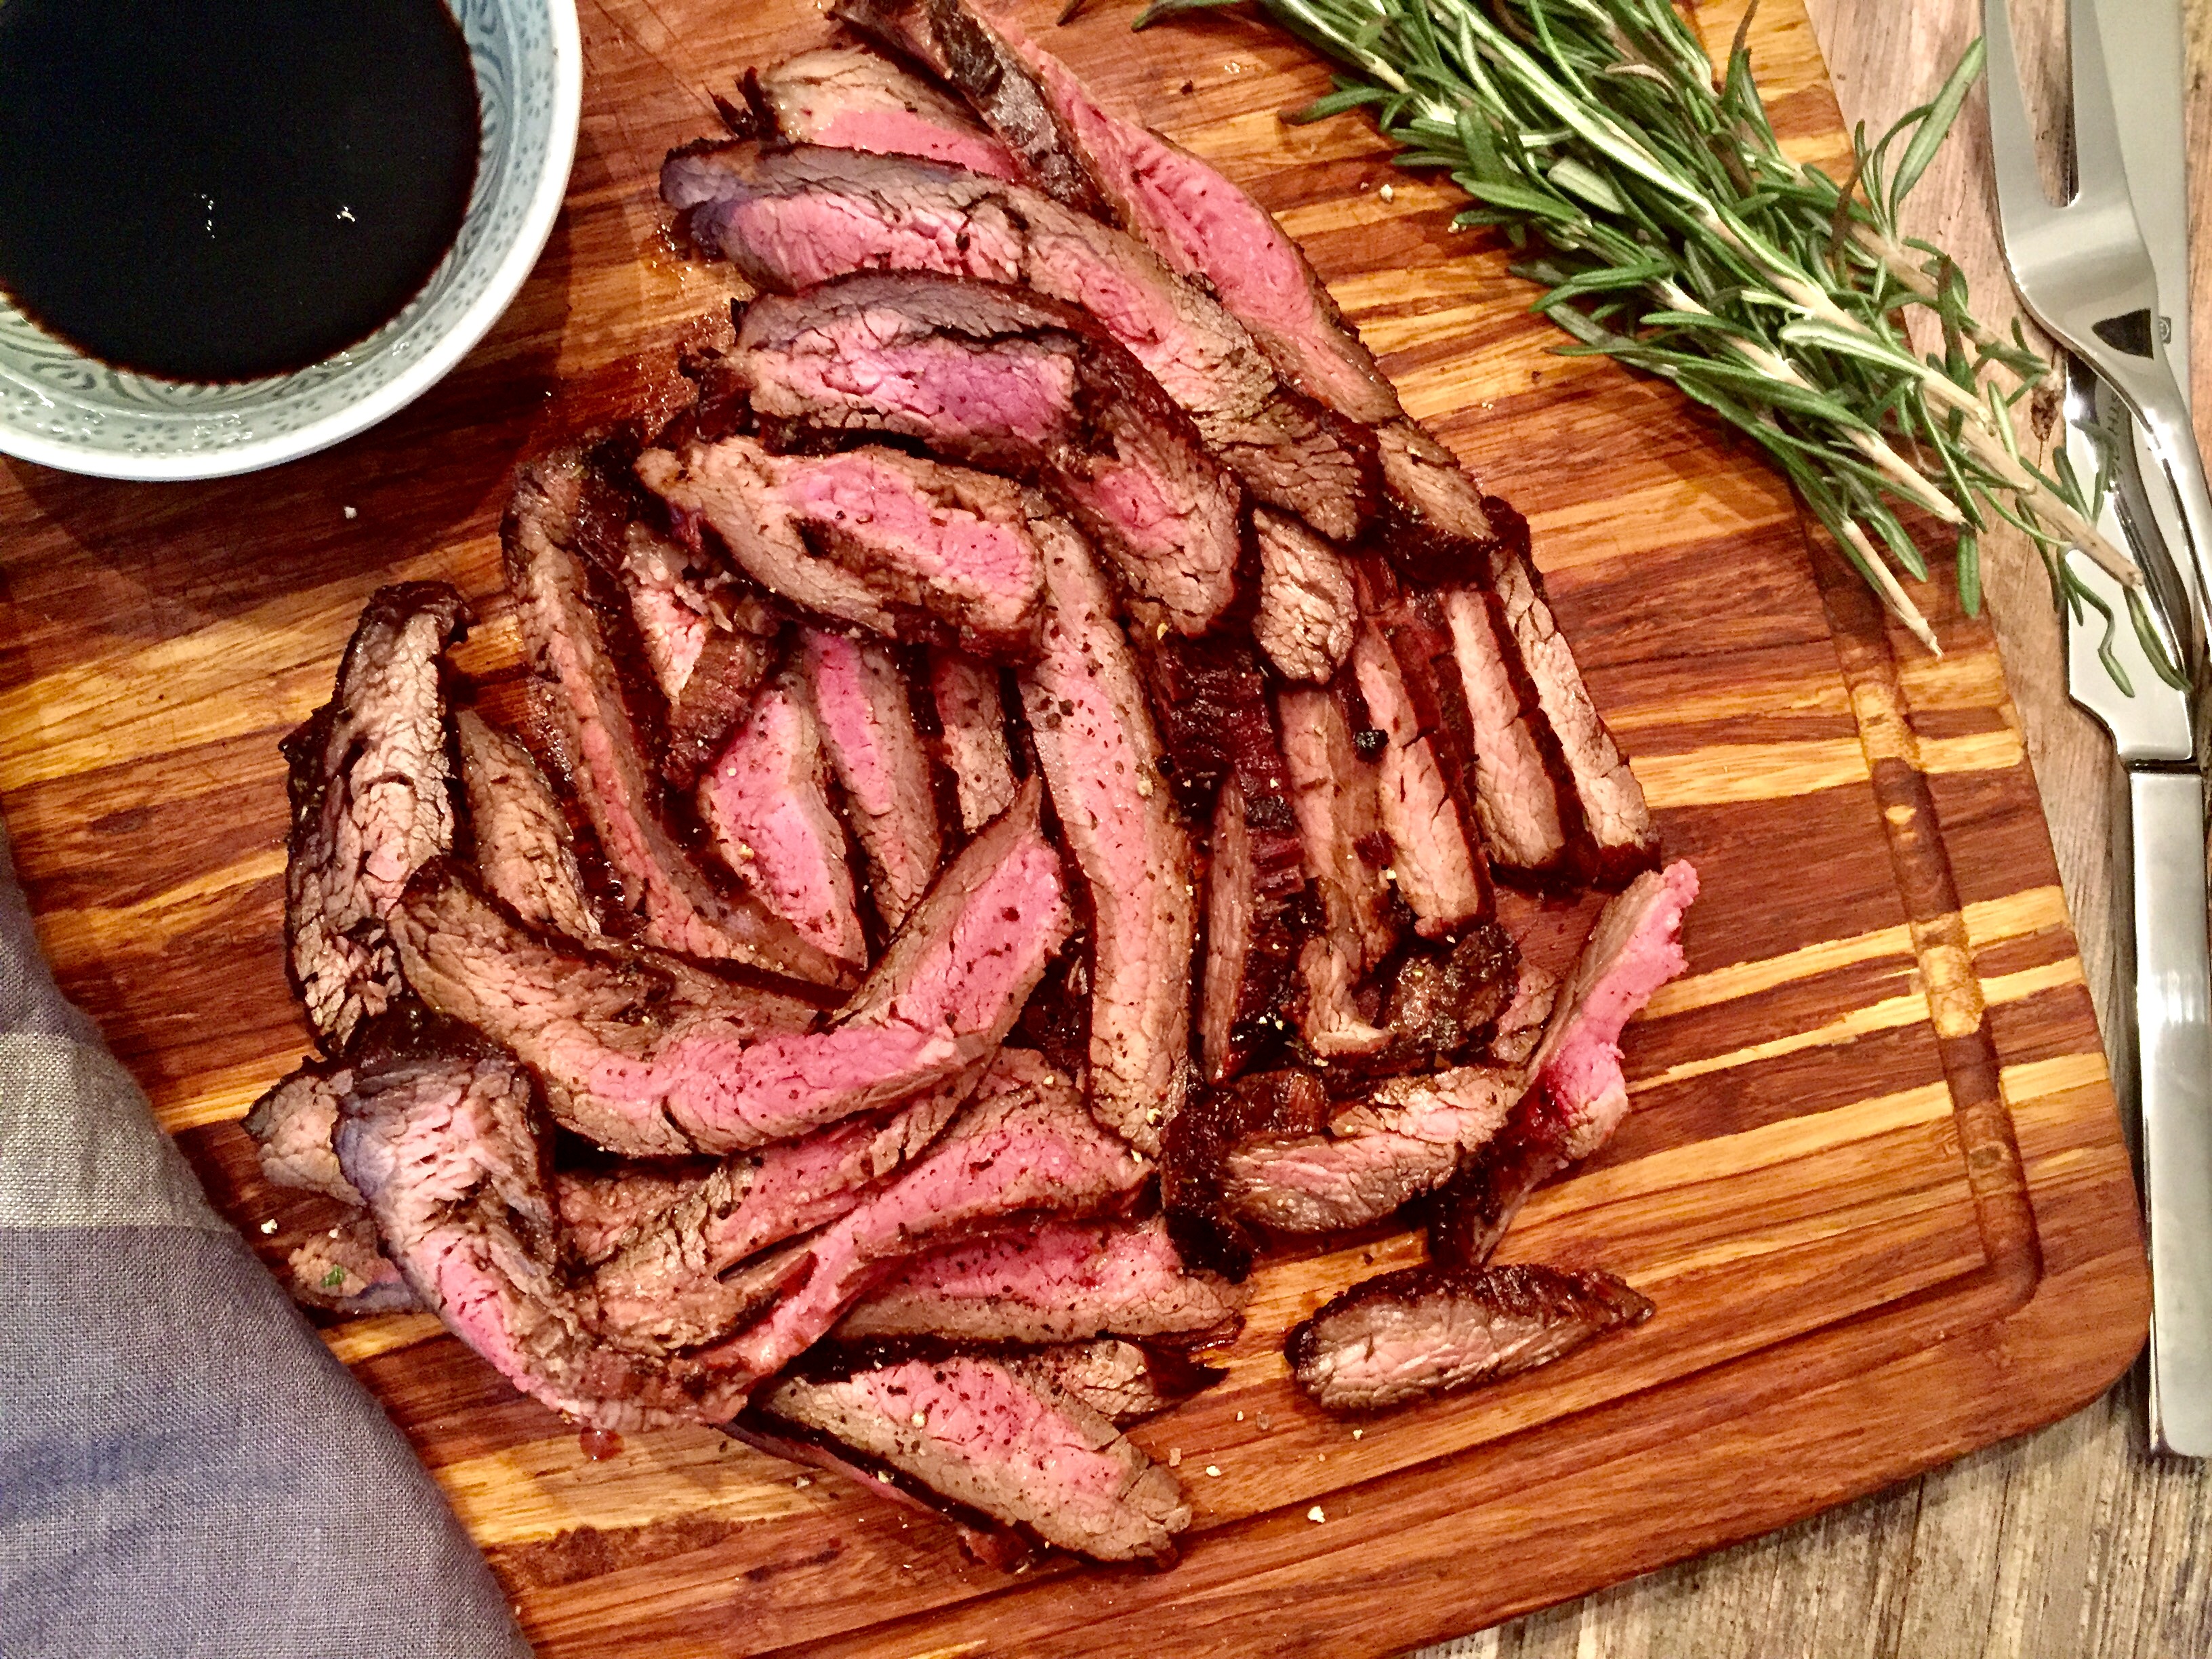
[248,3,1700,1566]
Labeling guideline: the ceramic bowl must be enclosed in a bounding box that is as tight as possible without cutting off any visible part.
[0,0,581,482]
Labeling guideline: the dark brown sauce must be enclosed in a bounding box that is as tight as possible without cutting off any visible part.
[0,0,480,382]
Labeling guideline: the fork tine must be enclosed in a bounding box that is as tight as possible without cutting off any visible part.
[2066,0,2133,208]
[1980,0,2064,257]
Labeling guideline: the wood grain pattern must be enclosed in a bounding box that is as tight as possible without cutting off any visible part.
[0,0,2155,1654]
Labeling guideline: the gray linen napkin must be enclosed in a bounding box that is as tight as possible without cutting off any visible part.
[0,821,533,1659]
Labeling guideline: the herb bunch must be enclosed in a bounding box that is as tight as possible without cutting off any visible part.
[1136,0,2177,683]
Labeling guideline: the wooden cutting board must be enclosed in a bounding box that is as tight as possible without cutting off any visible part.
[0,0,2151,1652]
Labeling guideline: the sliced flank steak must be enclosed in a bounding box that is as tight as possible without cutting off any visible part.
[283,581,468,1052]
[1017,523,1194,1153]
[1350,624,1490,939]
[756,1349,1188,1561]
[331,1012,747,1430]
[1277,682,1401,1060]
[1253,506,1358,684]
[1428,861,1697,1267]
[454,708,601,943]
[696,666,867,969]
[730,271,1240,635]
[1285,1263,1654,1412]
[1138,633,1313,1083]
[751,45,1021,181]
[285,1214,417,1317]
[390,861,966,1158]
[617,519,783,790]
[802,627,945,933]
[661,140,1375,540]
[838,0,1403,426]
[1007,1338,1223,1427]
[588,1081,972,1355]
[1162,1063,1521,1274]
[634,436,1045,657]
[689,1050,1147,1389]
[926,647,1018,834]
[505,453,846,984]
[245,1062,359,1204]
[834,1213,1246,1345]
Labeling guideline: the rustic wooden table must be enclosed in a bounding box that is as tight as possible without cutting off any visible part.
[1424,2,2212,1654]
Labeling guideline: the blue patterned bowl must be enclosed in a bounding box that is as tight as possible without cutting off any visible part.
[0,0,581,481]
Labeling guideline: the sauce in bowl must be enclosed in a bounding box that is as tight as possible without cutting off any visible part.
[0,0,480,383]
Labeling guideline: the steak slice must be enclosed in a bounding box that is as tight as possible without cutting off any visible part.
[1532,859,1698,1160]
[618,520,783,789]
[1428,861,1696,1267]
[392,862,975,1158]
[245,1063,358,1203]
[1017,522,1194,1151]
[1196,775,1311,1084]
[1437,585,1574,881]
[283,581,468,1052]
[757,1351,1187,1561]
[1277,683,1399,1058]
[332,1014,744,1430]
[832,0,1109,216]
[1366,921,1519,1074]
[634,437,1045,656]
[1220,1065,1520,1235]
[1423,1123,1565,1271]
[1008,1339,1221,1427]
[752,46,1021,181]
[588,1080,972,1355]
[664,619,784,792]
[556,1162,710,1266]
[1351,624,1490,939]
[1374,418,1515,580]
[689,1049,1147,1388]
[697,668,867,969]
[285,1214,416,1316]
[1139,634,1312,1084]
[506,453,844,983]
[834,775,1071,1044]
[1253,507,1357,684]
[1285,1263,1654,1412]
[844,0,1401,426]
[1492,552,1660,886]
[834,1214,1246,1345]
[1486,958,1559,1070]
[928,648,1017,833]
[455,709,601,943]
[662,141,1374,540]
[803,628,944,933]
[732,272,1240,635]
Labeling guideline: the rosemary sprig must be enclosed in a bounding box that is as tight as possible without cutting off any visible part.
[1134,0,2182,682]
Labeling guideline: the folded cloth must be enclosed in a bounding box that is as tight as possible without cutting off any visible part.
[0,822,533,1659]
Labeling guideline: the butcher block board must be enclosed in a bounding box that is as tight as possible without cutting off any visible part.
[0,0,2151,1652]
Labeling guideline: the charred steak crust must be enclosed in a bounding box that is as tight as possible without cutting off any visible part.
[1284,1262,1654,1412]
[283,581,470,1053]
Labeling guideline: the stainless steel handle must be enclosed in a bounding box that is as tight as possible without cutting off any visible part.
[2129,766,2212,1455]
